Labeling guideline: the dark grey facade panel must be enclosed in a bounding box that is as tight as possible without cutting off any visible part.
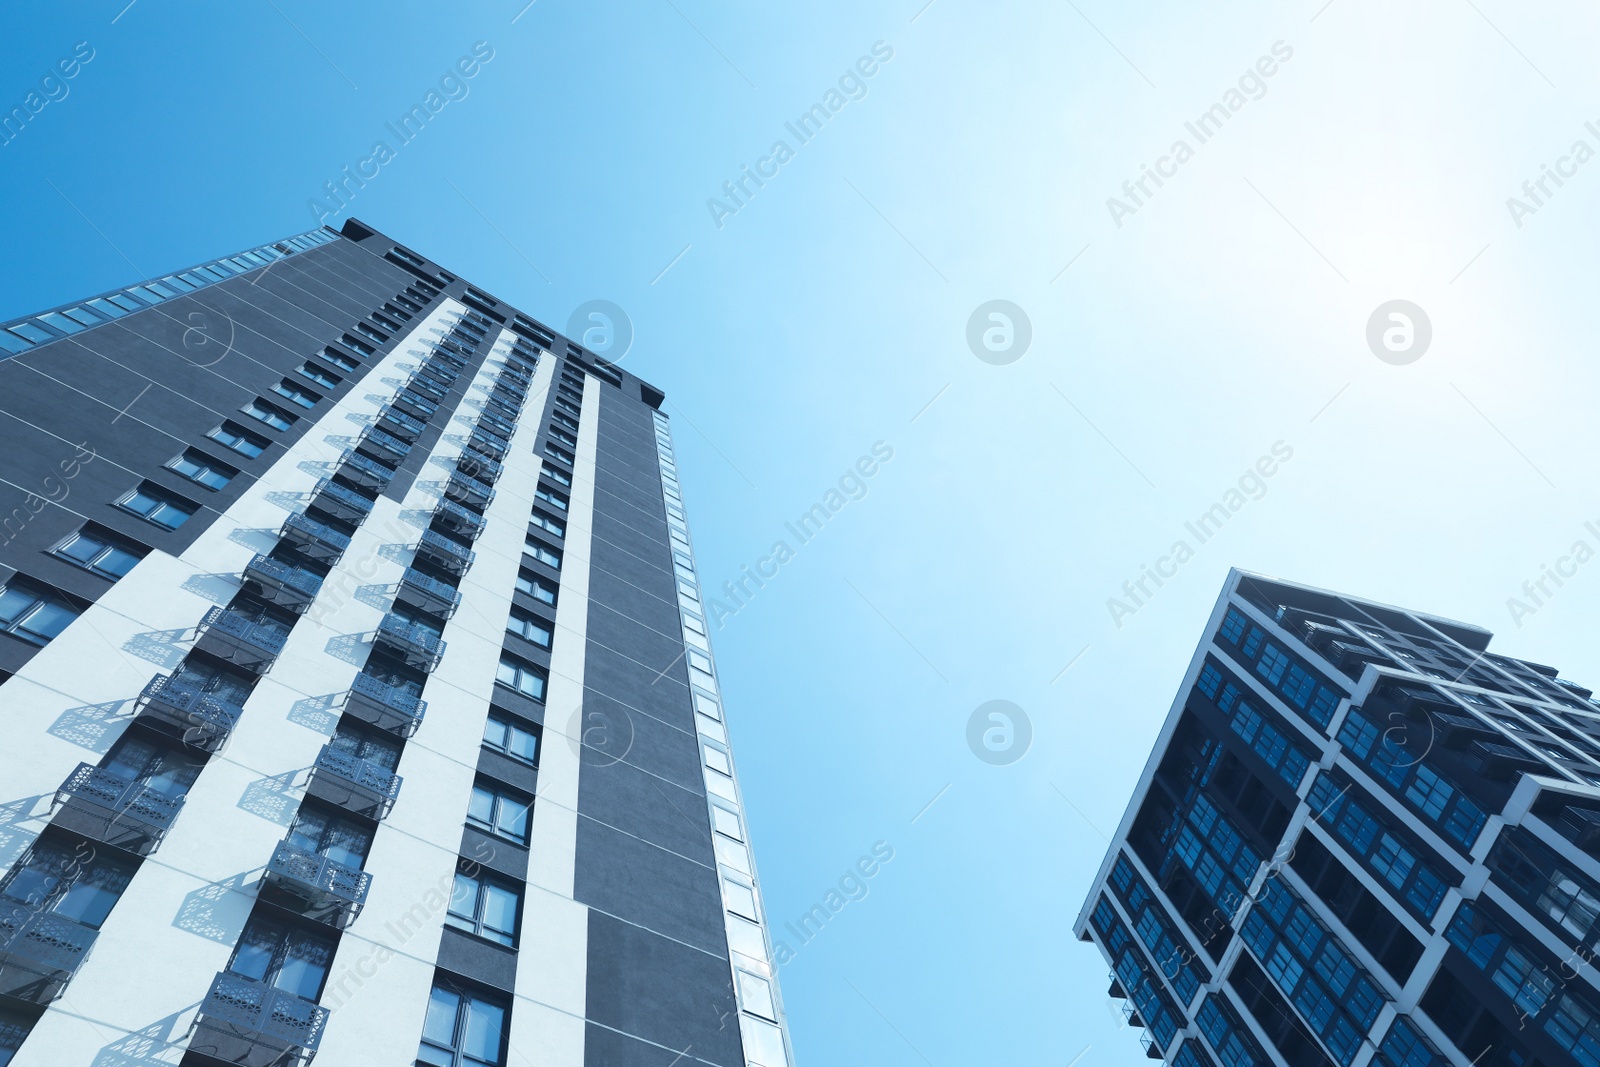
[585,911,744,1066]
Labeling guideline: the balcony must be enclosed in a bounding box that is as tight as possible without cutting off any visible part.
[306,744,401,819]
[0,907,97,1004]
[391,388,438,420]
[407,372,450,401]
[190,971,327,1067]
[52,763,184,855]
[455,452,503,485]
[242,554,324,614]
[279,512,352,563]
[430,344,469,368]
[311,478,374,523]
[468,431,508,461]
[433,499,487,542]
[135,673,243,753]
[374,615,446,673]
[343,674,427,737]
[337,449,394,492]
[355,427,412,466]
[262,840,371,928]
[491,381,526,407]
[397,568,462,619]
[416,528,476,576]
[195,607,289,673]
[445,470,495,510]
[478,413,516,440]
[377,404,427,441]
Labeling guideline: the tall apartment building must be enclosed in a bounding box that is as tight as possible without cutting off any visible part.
[1078,570,1600,1067]
[0,220,793,1067]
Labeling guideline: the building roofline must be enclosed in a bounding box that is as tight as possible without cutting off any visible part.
[338,217,668,406]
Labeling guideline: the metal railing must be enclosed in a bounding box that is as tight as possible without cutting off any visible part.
[393,389,438,418]
[266,841,371,910]
[356,427,413,463]
[455,452,502,484]
[398,569,462,613]
[338,449,394,489]
[312,478,374,519]
[312,746,402,805]
[345,674,427,736]
[243,555,324,600]
[280,513,352,556]
[377,405,427,440]
[197,606,290,662]
[477,413,515,439]
[467,432,508,461]
[445,471,495,508]
[375,615,446,671]
[417,529,476,573]
[0,906,96,990]
[433,499,487,539]
[138,673,244,748]
[55,763,184,832]
[197,971,328,1057]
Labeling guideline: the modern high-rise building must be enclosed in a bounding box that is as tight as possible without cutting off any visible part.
[1078,569,1600,1067]
[0,220,793,1067]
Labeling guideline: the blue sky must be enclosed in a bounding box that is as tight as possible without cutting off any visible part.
[6,1,1600,1063]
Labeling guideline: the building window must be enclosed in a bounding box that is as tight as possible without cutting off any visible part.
[736,970,777,1022]
[297,362,342,389]
[507,610,552,649]
[53,525,145,579]
[0,581,80,645]
[320,345,360,371]
[523,538,560,570]
[711,804,742,841]
[0,838,134,928]
[534,487,567,513]
[495,655,546,701]
[703,744,732,777]
[243,399,296,431]
[544,467,571,488]
[482,714,538,765]
[329,720,402,772]
[286,805,372,868]
[208,421,269,458]
[418,981,508,1067]
[102,735,204,797]
[528,511,564,539]
[227,917,335,1001]
[467,780,532,844]
[167,449,238,491]
[544,442,574,467]
[117,483,196,529]
[447,866,521,946]
[272,380,322,410]
[515,571,555,606]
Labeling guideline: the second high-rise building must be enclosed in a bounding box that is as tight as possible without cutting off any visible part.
[0,220,793,1067]
[1080,569,1600,1067]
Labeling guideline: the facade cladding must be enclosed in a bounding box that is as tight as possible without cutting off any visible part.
[0,220,793,1067]
[1077,569,1600,1067]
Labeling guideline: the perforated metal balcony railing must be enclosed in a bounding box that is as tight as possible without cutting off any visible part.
[195,607,290,672]
[263,840,371,928]
[136,672,244,752]
[242,554,323,613]
[192,971,328,1066]
[343,674,426,737]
